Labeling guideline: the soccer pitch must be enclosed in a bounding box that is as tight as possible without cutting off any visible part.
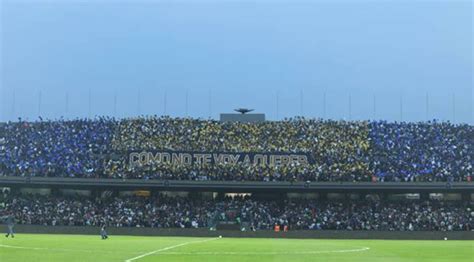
[0,234,473,262]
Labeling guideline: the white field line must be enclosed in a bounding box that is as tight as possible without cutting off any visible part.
[1,241,370,257]
[155,246,371,255]
[0,244,138,254]
[124,237,220,262]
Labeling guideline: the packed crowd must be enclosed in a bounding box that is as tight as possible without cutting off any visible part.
[0,118,115,178]
[370,121,473,182]
[1,193,473,231]
[0,117,472,182]
[106,117,370,181]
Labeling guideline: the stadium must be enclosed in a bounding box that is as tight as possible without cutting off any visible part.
[0,116,473,261]
[1,1,473,261]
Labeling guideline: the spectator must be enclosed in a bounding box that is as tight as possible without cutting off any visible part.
[0,117,472,182]
[0,193,472,232]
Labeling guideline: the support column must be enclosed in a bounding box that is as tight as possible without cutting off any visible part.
[420,192,430,201]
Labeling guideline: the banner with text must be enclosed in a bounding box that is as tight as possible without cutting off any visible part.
[128,151,314,169]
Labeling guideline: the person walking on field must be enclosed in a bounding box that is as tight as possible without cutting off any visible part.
[100,225,108,240]
[2,213,15,238]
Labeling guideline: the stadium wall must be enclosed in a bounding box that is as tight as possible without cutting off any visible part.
[4,225,474,240]
[2,176,473,192]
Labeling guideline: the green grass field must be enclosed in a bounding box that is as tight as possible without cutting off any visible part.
[0,234,473,262]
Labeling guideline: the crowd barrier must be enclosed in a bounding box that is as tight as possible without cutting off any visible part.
[3,225,474,240]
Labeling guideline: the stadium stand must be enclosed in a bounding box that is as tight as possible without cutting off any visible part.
[0,117,472,182]
[1,192,472,231]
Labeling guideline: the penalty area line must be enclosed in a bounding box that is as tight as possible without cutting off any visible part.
[124,237,220,262]
[0,244,139,254]
[155,246,371,255]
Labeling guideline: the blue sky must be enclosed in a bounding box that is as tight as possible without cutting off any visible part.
[1,0,472,123]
